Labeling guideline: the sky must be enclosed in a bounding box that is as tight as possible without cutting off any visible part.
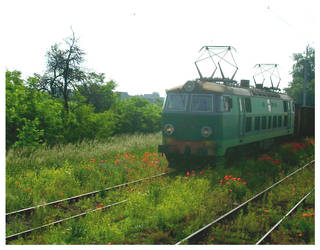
[1,0,317,97]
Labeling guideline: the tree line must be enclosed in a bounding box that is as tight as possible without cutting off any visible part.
[6,32,162,150]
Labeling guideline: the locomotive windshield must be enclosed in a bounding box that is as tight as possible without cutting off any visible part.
[165,93,188,111]
[191,94,213,112]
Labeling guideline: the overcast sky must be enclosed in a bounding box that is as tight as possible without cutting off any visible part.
[2,0,317,96]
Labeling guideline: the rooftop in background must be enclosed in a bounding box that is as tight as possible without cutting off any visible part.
[116,91,164,104]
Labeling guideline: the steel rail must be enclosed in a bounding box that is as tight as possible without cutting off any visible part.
[256,187,315,245]
[6,199,128,243]
[6,171,172,217]
[175,160,314,245]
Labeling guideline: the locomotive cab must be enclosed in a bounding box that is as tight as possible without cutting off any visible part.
[158,80,234,166]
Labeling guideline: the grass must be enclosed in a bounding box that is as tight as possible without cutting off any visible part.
[6,134,315,245]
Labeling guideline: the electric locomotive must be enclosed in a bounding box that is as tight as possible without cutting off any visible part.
[158,46,295,167]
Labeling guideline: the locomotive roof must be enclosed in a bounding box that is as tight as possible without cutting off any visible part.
[166,81,292,100]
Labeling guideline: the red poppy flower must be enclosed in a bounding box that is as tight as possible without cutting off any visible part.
[186,171,190,176]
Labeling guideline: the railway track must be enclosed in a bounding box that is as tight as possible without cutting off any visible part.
[6,171,174,243]
[6,159,314,244]
[175,160,315,245]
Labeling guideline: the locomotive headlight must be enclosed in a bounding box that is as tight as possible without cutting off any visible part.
[164,124,175,135]
[201,126,212,138]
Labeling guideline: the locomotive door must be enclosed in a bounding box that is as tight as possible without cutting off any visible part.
[238,97,245,140]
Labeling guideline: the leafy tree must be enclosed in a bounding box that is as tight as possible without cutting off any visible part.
[6,70,64,149]
[285,46,314,106]
[77,72,117,112]
[112,97,161,134]
[38,31,85,113]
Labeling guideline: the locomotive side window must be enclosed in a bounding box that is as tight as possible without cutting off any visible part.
[245,98,252,112]
[262,116,267,129]
[191,94,213,112]
[255,117,260,131]
[278,116,282,127]
[165,94,188,111]
[268,116,271,129]
[273,116,277,128]
[283,101,288,112]
[284,115,288,127]
[220,96,232,112]
[245,117,252,132]
[267,99,271,112]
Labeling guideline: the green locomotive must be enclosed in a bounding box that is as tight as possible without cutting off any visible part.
[158,46,294,167]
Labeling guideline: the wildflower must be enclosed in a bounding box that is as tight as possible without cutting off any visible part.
[108,242,111,245]
[186,171,190,176]
[104,152,106,155]
[60,193,64,198]
[90,158,95,163]
[243,181,247,185]
[120,216,123,219]
[186,215,190,219]
[115,159,120,164]
[302,213,309,217]
[199,171,204,175]
[264,210,269,213]
[210,237,215,241]
[311,213,315,216]
[226,182,230,185]
[100,160,104,163]
[224,176,229,180]
[292,188,295,192]
[229,189,232,192]
[237,178,241,181]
